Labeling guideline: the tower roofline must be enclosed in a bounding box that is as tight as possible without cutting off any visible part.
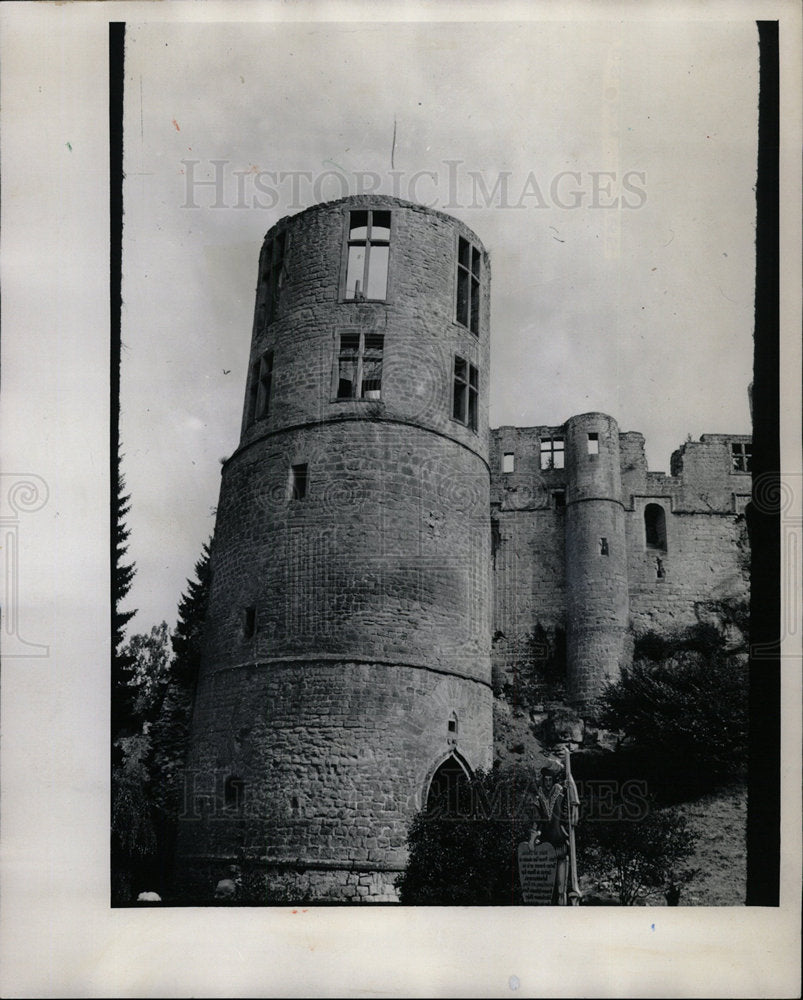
[264,194,489,257]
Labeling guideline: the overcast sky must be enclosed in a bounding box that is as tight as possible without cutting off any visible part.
[121,18,758,635]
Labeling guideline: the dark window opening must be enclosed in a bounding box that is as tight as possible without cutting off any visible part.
[644,503,667,551]
[599,537,609,555]
[243,606,256,638]
[656,557,665,579]
[247,350,274,425]
[290,796,299,814]
[502,453,515,474]
[540,436,565,471]
[290,463,308,501]
[336,332,384,399]
[731,441,751,472]
[426,756,472,818]
[456,236,481,334]
[552,490,566,508]
[447,713,458,735]
[452,356,478,431]
[587,432,599,455]
[345,210,390,300]
[224,775,245,813]
[256,231,286,329]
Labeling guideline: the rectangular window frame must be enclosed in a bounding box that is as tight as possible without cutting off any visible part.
[290,463,308,501]
[502,452,515,474]
[540,436,565,471]
[342,209,391,302]
[452,355,479,432]
[256,231,287,330]
[730,441,751,473]
[332,331,385,401]
[246,349,274,426]
[455,235,482,335]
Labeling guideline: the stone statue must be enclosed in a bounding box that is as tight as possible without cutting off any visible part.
[529,764,570,905]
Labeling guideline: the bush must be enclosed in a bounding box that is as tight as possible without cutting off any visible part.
[577,804,699,905]
[396,765,539,905]
[599,650,748,788]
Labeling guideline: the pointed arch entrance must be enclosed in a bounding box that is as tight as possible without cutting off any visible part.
[424,751,474,817]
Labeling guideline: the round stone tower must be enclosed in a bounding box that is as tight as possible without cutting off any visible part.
[564,413,630,704]
[176,196,493,901]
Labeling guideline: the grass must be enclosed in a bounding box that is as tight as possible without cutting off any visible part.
[671,782,747,906]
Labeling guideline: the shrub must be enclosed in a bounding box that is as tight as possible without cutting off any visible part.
[599,650,748,788]
[577,805,699,905]
[396,765,539,905]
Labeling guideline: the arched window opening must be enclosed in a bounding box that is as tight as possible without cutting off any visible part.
[645,503,667,551]
[425,755,472,818]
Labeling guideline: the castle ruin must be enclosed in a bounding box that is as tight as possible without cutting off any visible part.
[175,196,750,901]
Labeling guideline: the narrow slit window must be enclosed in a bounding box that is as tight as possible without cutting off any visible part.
[599,537,609,555]
[540,436,565,470]
[502,453,515,474]
[452,356,478,431]
[456,236,481,334]
[587,432,599,455]
[345,210,390,301]
[447,713,458,735]
[290,463,308,501]
[243,606,256,637]
[552,490,566,509]
[224,775,245,812]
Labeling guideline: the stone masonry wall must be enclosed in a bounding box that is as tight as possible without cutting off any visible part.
[177,197,494,901]
[178,660,493,901]
[489,421,751,701]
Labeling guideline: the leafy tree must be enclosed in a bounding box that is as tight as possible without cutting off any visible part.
[120,621,173,723]
[577,805,699,905]
[111,732,158,903]
[599,650,748,787]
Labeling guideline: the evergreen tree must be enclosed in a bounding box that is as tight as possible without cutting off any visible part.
[112,449,138,740]
[147,540,212,890]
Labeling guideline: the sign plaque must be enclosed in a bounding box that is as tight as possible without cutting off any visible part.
[517,841,557,904]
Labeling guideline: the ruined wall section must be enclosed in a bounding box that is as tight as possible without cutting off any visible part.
[490,423,751,704]
[490,427,567,698]
[621,432,751,636]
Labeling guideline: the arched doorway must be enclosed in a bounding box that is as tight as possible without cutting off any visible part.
[424,753,473,817]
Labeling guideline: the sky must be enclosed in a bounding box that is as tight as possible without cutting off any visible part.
[121,17,758,636]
